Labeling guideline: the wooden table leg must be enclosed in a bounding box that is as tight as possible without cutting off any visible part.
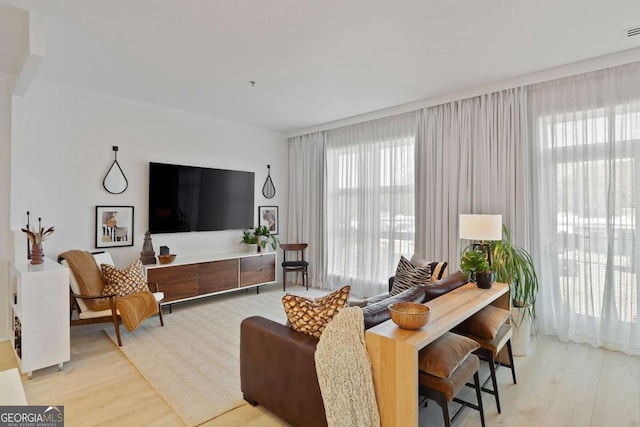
[366,332,419,426]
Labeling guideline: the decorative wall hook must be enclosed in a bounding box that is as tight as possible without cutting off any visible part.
[103,146,128,194]
[262,164,276,199]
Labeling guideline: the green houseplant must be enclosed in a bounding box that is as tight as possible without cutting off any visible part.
[254,225,279,251]
[490,225,539,325]
[460,248,492,289]
[240,229,259,252]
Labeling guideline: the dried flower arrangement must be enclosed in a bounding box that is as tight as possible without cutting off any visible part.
[21,217,55,244]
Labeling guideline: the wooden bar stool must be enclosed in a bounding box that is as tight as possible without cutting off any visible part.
[280,243,309,291]
[455,305,517,413]
[418,332,486,427]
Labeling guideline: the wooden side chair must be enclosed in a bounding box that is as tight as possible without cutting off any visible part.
[59,251,164,346]
[280,243,309,291]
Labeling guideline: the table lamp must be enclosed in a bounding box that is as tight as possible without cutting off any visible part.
[459,214,502,265]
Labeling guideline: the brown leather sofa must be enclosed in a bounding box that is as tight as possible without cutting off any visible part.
[240,271,467,427]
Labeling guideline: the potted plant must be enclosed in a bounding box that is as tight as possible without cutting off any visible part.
[254,225,279,252]
[239,230,259,253]
[490,225,539,355]
[460,248,492,289]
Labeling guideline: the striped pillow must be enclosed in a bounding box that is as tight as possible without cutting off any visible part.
[410,254,448,282]
[391,256,431,295]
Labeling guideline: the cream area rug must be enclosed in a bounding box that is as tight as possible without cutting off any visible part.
[105,285,326,426]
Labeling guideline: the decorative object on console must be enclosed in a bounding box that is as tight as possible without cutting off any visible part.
[460,214,502,289]
[282,285,350,337]
[254,225,279,252]
[158,254,177,265]
[459,214,502,265]
[261,164,276,199]
[21,216,55,265]
[391,255,431,295]
[258,205,279,235]
[103,146,128,194]
[239,230,259,252]
[157,246,176,264]
[460,248,492,289]
[389,302,431,330]
[96,206,134,248]
[140,231,157,264]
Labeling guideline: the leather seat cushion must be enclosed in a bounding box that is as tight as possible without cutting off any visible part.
[282,260,309,268]
[419,354,479,401]
[418,332,480,379]
[456,305,510,340]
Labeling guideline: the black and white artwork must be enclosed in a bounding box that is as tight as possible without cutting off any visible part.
[96,206,134,248]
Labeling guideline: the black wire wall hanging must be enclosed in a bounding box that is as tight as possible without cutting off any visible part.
[262,164,276,199]
[103,146,128,194]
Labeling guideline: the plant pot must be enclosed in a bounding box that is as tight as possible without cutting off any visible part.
[245,243,259,253]
[511,305,531,356]
[475,271,492,289]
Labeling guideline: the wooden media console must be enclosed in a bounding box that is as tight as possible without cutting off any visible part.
[145,251,276,307]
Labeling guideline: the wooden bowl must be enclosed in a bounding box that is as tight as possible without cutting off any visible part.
[388,302,430,330]
[158,254,177,265]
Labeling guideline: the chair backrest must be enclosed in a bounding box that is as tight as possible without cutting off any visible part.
[62,252,115,313]
[280,243,308,262]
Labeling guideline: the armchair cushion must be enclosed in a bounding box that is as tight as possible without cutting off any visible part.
[59,250,109,311]
[101,260,149,297]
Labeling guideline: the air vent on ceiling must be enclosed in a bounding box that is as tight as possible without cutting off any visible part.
[623,25,640,39]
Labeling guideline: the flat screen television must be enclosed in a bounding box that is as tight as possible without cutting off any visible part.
[149,162,255,233]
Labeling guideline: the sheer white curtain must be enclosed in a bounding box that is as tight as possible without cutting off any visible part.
[415,88,529,270]
[529,63,640,354]
[325,113,418,297]
[287,132,327,288]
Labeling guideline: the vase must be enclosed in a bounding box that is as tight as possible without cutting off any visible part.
[31,243,44,265]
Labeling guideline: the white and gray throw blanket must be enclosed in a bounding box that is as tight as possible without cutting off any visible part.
[315,307,381,427]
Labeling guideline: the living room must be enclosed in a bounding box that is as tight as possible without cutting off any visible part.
[1,1,640,426]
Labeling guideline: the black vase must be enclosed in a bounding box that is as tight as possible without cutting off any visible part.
[475,271,493,289]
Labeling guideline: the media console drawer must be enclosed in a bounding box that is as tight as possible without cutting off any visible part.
[240,254,276,287]
[145,252,276,304]
[147,264,198,302]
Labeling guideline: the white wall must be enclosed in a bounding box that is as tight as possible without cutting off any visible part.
[0,71,13,340]
[10,79,288,270]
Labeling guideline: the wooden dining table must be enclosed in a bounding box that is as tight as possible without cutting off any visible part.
[365,281,509,427]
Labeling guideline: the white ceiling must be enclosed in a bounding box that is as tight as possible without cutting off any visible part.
[2,0,640,132]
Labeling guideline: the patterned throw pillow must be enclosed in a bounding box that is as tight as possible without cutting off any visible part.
[410,254,448,282]
[391,256,431,295]
[101,260,149,297]
[282,285,351,338]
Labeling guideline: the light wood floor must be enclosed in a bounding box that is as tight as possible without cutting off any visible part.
[2,317,639,426]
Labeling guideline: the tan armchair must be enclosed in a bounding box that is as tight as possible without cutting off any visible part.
[59,251,164,346]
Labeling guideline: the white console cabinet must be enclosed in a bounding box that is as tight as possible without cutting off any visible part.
[9,257,70,378]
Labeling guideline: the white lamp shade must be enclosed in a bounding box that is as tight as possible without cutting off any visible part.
[459,214,502,241]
